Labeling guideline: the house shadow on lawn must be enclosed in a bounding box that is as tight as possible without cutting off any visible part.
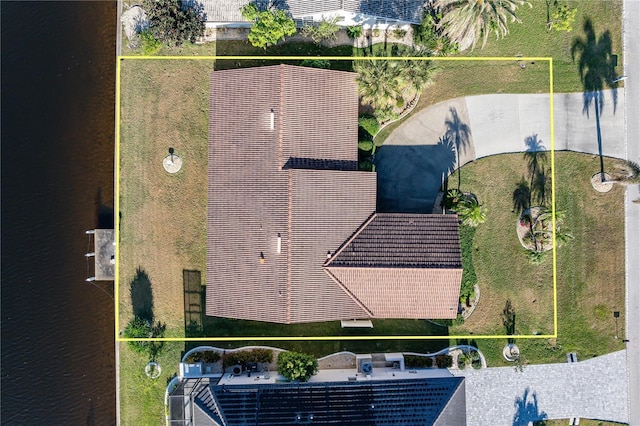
[375,136,456,213]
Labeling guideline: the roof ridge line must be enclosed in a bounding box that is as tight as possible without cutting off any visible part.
[282,65,291,324]
[324,211,377,267]
[323,268,373,317]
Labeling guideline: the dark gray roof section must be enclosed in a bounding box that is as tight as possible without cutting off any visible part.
[282,157,357,171]
[327,213,462,268]
[196,377,465,425]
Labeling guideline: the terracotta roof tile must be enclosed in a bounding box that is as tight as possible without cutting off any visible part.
[206,65,375,324]
[325,267,462,319]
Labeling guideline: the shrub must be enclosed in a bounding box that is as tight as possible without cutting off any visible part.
[548,5,577,32]
[139,30,162,55]
[222,348,273,368]
[358,140,374,152]
[241,2,296,49]
[435,354,453,368]
[123,317,167,360]
[346,25,362,38]
[184,350,221,364]
[123,317,152,355]
[300,59,330,69]
[277,351,318,382]
[143,0,205,46]
[404,355,434,368]
[358,115,380,137]
[301,17,341,43]
[459,225,478,303]
[393,28,407,39]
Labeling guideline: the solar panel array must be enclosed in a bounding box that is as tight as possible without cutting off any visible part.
[196,377,464,425]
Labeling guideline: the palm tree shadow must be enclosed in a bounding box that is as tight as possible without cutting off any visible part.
[513,387,548,426]
[513,177,530,214]
[445,107,472,189]
[571,18,619,180]
[130,267,154,323]
[523,135,548,207]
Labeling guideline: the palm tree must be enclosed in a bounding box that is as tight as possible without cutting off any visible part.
[355,48,436,117]
[355,57,404,111]
[454,196,487,227]
[435,0,531,49]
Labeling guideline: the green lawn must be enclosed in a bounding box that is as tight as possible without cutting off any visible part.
[447,152,626,366]
[117,1,626,420]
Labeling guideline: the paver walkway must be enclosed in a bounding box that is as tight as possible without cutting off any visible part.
[376,90,625,212]
[451,350,628,425]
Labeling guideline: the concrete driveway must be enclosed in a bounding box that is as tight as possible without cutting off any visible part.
[375,89,625,213]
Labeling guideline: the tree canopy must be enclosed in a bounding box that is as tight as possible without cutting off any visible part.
[277,351,318,382]
[143,0,205,46]
[435,0,531,49]
[355,46,436,122]
[241,2,296,49]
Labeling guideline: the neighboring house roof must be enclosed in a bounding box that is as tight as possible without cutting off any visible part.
[199,0,425,24]
[286,0,425,23]
[194,377,466,425]
[325,213,462,319]
[206,65,462,324]
[206,65,375,324]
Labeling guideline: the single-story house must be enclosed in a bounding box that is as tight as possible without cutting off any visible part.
[168,350,466,425]
[198,0,426,28]
[206,64,462,324]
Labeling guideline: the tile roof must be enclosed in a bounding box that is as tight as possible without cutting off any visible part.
[196,377,466,425]
[199,0,425,24]
[327,213,462,268]
[206,65,375,324]
[325,213,462,319]
[206,66,462,324]
[326,267,462,318]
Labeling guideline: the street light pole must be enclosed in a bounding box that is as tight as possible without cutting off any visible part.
[614,311,620,339]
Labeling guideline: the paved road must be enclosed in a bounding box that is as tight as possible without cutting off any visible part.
[451,351,628,426]
[623,0,640,424]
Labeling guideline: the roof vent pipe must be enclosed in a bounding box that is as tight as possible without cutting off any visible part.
[277,233,282,254]
[270,109,275,130]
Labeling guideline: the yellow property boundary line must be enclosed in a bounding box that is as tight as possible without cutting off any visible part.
[115,55,557,342]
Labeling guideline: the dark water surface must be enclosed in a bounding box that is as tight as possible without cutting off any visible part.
[2,2,117,423]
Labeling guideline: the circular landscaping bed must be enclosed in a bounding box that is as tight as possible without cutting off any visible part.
[591,172,613,193]
[516,207,553,252]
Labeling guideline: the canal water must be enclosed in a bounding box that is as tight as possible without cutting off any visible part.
[1,1,117,423]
